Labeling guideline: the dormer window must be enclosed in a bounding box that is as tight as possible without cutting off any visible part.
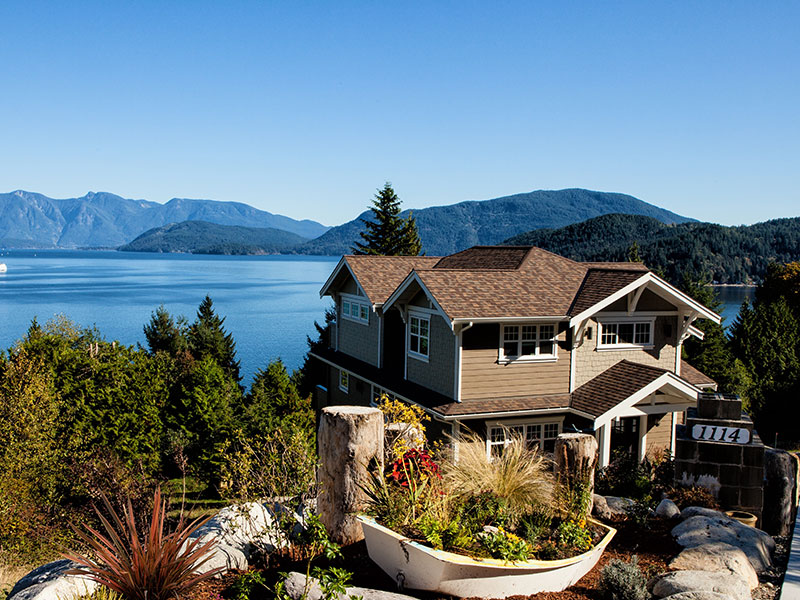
[341,294,369,324]
[597,318,654,349]
[500,323,558,362]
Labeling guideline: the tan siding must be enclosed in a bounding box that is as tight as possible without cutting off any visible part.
[574,315,678,388]
[406,313,456,399]
[646,413,673,457]
[338,307,380,367]
[460,324,571,400]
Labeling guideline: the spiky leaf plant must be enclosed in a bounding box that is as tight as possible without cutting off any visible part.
[64,488,222,600]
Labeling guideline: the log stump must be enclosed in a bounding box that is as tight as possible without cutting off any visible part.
[318,406,384,545]
[554,433,599,516]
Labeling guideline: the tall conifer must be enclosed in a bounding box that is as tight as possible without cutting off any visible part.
[187,295,241,382]
[353,182,422,256]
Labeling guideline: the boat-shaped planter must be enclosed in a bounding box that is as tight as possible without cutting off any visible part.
[357,515,616,599]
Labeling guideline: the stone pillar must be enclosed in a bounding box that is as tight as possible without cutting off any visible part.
[555,433,599,516]
[763,448,799,536]
[318,406,384,545]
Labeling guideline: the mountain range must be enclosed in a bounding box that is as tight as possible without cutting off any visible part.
[0,188,694,255]
[296,188,693,256]
[0,190,329,248]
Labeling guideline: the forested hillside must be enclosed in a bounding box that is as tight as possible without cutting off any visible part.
[119,220,308,254]
[503,214,800,284]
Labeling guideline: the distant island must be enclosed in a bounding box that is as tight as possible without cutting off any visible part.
[503,213,800,284]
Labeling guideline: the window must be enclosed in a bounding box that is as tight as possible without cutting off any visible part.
[501,324,557,361]
[487,420,562,456]
[408,314,430,359]
[341,295,369,324]
[339,370,349,393]
[598,319,654,349]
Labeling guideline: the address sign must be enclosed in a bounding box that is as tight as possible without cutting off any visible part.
[691,424,750,445]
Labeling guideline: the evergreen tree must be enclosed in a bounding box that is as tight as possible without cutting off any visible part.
[187,295,241,382]
[143,305,187,356]
[627,241,643,263]
[353,182,422,256]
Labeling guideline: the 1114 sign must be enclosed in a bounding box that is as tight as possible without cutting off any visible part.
[691,424,750,445]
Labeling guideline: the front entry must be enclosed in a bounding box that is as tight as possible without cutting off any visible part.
[610,416,640,457]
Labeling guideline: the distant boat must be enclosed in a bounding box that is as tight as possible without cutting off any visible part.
[0,263,6,273]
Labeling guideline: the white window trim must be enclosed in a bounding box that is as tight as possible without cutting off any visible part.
[498,323,559,364]
[340,293,370,325]
[596,317,656,350]
[408,312,430,363]
[338,369,350,393]
[486,416,565,457]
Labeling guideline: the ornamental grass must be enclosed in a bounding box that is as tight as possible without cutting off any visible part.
[64,488,222,600]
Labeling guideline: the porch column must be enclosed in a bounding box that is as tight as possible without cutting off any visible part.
[637,414,648,462]
[597,422,611,468]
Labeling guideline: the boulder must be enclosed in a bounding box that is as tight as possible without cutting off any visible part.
[7,559,98,600]
[669,542,759,589]
[592,494,613,520]
[604,496,636,516]
[651,571,750,600]
[186,501,290,575]
[656,499,681,519]
[661,592,736,600]
[672,514,775,572]
[680,506,728,520]
[283,572,419,600]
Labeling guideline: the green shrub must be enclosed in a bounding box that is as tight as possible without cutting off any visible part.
[600,556,648,600]
[668,485,720,509]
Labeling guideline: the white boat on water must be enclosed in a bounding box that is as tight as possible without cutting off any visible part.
[0,263,6,273]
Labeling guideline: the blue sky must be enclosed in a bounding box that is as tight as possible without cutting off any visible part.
[0,1,797,226]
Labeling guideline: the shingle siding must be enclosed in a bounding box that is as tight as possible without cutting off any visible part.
[338,308,380,367]
[574,315,678,388]
[406,313,455,399]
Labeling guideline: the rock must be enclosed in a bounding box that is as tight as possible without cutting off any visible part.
[604,496,636,516]
[669,542,759,589]
[680,506,728,520]
[660,592,736,600]
[283,572,418,600]
[7,559,99,600]
[318,406,384,545]
[592,494,613,520]
[672,514,775,572]
[763,448,798,536]
[186,501,289,575]
[656,498,681,519]
[651,570,750,600]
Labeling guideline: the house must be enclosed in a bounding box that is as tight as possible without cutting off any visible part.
[310,246,720,467]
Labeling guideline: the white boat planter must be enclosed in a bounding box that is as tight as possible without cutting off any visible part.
[358,515,616,599]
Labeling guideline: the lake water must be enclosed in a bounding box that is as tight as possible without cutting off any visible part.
[0,251,755,387]
[713,285,755,326]
[0,250,338,386]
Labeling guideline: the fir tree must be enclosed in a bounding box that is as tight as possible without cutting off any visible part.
[353,182,422,256]
[240,359,314,438]
[143,305,187,356]
[187,295,241,382]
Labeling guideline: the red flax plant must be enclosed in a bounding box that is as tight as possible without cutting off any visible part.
[63,488,223,600]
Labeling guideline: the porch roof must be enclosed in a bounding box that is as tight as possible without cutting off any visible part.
[570,360,671,418]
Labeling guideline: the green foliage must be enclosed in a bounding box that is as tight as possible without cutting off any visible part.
[65,488,223,600]
[600,556,649,600]
[623,502,652,529]
[353,183,422,256]
[555,519,593,553]
[143,305,187,356]
[240,360,314,439]
[594,450,653,500]
[505,213,800,285]
[667,485,719,510]
[477,528,532,562]
[187,295,241,382]
[232,570,268,600]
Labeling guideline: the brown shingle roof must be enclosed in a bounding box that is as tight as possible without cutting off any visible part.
[430,394,571,417]
[570,360,669,418]
[434,246,532,270]
[569,269,648,316]
[680,360,717,388]
[345,256,440,304]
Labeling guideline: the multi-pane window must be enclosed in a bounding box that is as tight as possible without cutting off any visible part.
[409,314,430,358]
[599,320,653,348]
[502,324,557,360]
[339,370,349,393]
[341,296,369,324]
[487,421,562,456]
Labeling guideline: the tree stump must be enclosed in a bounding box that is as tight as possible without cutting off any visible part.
[554,433,599,516]
[318,406,384,545]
